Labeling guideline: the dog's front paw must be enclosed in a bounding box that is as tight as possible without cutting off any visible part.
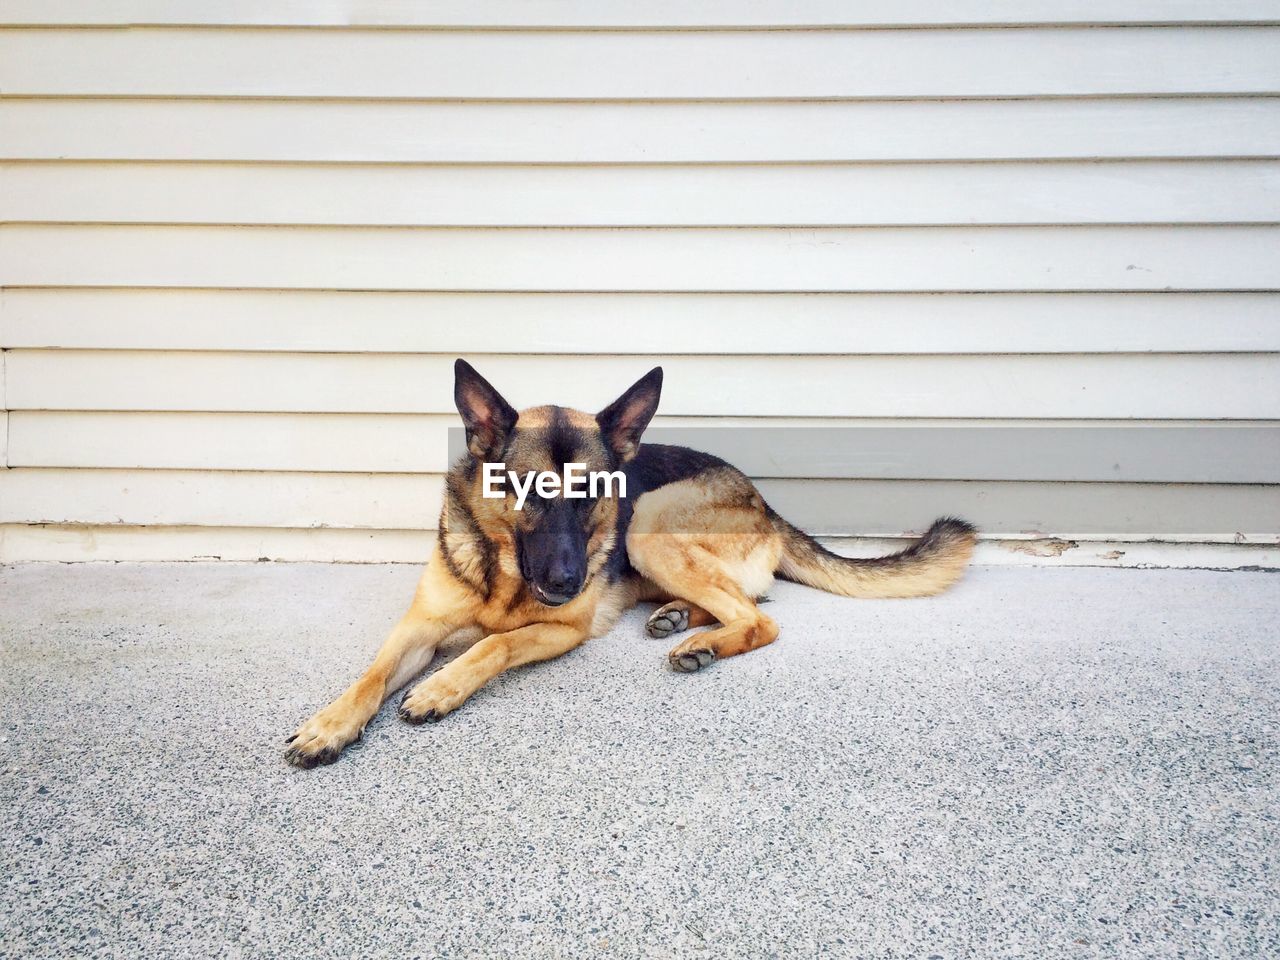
[285,699,365,769]
[399,673,467,725]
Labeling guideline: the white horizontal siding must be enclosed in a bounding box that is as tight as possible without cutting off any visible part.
[3,468,1276,538]
[2,9,1277,562]
[6,161,1279,226]
[4,27,1277,99]
[8,351,1279,419]
[9,412,1278,483]
[2,290,1278,354]
[4,225,1278,291]
[4,1,1279,28]
[7,99,1279,163]
[0,350,5,467]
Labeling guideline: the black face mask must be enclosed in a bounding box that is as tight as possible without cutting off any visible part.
[516,501,588,606]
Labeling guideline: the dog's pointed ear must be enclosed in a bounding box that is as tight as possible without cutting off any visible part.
[597,367,662,462]
[454,359,518,459]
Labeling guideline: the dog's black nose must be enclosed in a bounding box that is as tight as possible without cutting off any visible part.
[546,570,580,597]
[544,543,584,599]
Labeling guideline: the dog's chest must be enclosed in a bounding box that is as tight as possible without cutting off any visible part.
[473,573,603,635]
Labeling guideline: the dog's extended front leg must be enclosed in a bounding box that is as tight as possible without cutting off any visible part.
[399,622,587,723]
[286,551,473,768]
[285,611,459,768]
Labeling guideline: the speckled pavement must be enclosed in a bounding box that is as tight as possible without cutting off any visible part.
[1,562,1277,959]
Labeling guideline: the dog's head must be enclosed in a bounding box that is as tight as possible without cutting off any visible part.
[453,359,663,607]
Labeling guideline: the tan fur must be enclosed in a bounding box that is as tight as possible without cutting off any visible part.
[286,396,977,768]
[516,405,598,431]
[774,514,977,599]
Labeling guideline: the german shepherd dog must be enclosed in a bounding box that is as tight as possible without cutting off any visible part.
[285,361,977,768]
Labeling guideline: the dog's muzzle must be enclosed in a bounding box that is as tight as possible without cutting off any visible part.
[527,580,579,607]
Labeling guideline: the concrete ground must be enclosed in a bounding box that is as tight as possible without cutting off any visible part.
[0,562,1276,959]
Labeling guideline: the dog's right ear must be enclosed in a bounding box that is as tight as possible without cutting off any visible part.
[454,359,518,459]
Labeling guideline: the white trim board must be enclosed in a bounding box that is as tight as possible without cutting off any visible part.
[2,524,1276,569]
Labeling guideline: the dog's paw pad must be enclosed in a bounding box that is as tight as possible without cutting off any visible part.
[670,648,715,673]
[646,604,690,639]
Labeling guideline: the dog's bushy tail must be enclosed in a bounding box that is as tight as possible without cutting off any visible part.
[771,511,977,599]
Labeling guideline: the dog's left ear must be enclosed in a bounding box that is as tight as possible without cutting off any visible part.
[597,367,663,462]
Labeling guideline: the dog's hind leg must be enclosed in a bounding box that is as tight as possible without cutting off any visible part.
[628,537,780,673]
[626,468,783,672]
[665,568,779,672]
